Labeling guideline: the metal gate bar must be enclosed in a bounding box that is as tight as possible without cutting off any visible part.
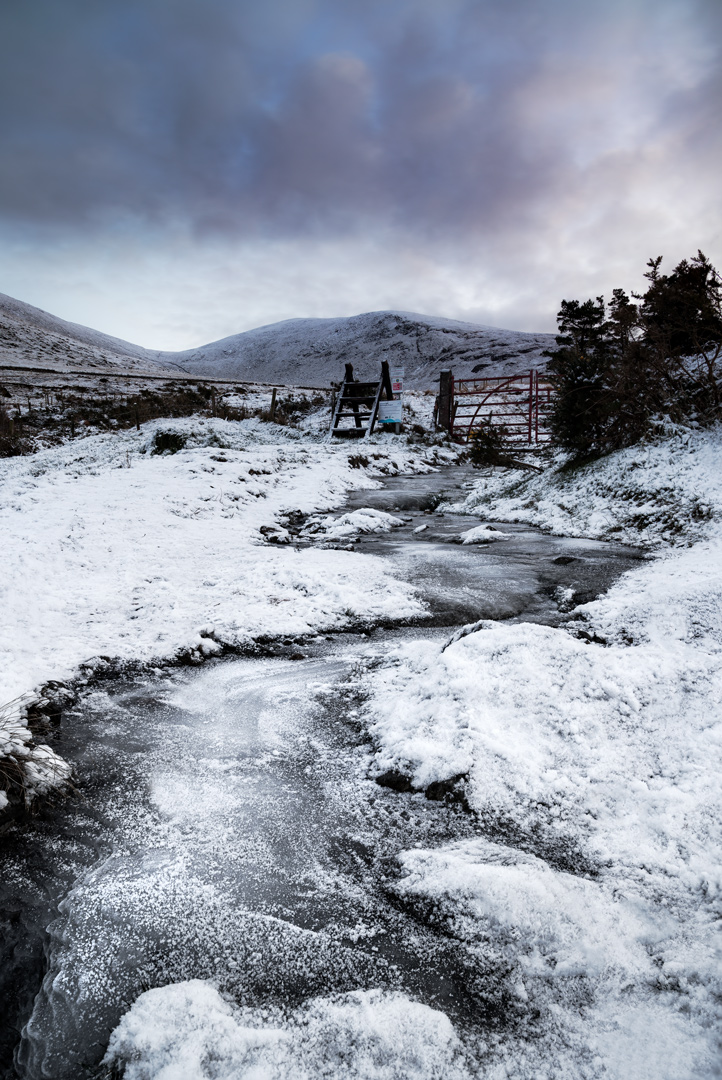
[448,370,554,444]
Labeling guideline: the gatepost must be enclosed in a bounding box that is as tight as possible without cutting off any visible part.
[437,370,453,432]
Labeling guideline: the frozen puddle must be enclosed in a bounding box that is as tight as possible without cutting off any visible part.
[1,464,651,1078]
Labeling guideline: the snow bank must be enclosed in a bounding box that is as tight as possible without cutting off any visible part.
[391,840,717,1080]
[104,981,467,1080]
[361,426,722,1076]
[0,418,448,706]
[448,424,722,546]
[365,618,722,1073]
[368,618,722,873]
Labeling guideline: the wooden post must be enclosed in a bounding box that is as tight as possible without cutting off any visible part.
[381,360,393,400]
[438,370,453,432]
[135,402,140,431]
[270,387,277,421]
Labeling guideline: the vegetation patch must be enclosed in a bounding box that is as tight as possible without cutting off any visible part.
[152,430,187,455]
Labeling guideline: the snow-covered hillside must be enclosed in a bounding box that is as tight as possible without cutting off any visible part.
[0,292,181,375]
[169,310,555,388]
[0,292,554,388]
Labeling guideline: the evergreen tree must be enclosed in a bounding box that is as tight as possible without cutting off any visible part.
[544,296,612,456]
[545,252,722,458]
[637,251,722,423]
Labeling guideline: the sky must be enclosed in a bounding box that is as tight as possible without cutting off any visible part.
[0,0,720,349]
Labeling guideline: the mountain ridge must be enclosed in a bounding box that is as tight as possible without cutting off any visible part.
[0,293,555,388]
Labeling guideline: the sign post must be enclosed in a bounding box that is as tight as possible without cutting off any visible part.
[379,367,404,433]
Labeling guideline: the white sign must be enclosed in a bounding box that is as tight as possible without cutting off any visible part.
[378,399,403,424]
[390,368,404,394]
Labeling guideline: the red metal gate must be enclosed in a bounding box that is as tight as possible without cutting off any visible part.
[450,370,554,444]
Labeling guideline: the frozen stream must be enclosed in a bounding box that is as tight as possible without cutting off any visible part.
[0,464,644,1079]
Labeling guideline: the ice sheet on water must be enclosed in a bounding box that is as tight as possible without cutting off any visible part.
[104,981,467,1080]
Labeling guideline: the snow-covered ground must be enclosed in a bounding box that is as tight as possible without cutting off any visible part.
[1,417,450,705]
[0,416,452,809]
[5,414,722,1077]
[449,424,722,547]
[360,425,722,1076]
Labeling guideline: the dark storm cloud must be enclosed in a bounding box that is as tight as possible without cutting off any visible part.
[0,0,719,240]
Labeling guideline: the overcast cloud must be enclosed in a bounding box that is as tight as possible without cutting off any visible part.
[0,0,720,345]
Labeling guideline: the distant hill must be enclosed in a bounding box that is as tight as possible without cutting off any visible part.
[167,311,555,388]
[0,292,182,375]
[0,294,555,388]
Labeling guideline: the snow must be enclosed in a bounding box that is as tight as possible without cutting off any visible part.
[360,424,722,1077]
[6,400,722,1074]
[104,981,466,1080]
[0,417,445,707]
[457,524,510,544]
[301,507,405,541]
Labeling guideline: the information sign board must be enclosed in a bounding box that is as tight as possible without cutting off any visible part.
[378,399,403,423]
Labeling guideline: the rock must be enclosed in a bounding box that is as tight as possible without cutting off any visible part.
[374,769,414,792]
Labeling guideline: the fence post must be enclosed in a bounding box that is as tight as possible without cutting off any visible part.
[438,370,453,432]
[528,370,534,443]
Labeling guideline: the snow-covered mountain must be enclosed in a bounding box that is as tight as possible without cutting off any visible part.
[0,292,182,375]
[169,311,555,388]
[0,294,555,388]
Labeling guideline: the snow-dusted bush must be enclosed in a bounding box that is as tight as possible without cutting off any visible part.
[0,694,71,813]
